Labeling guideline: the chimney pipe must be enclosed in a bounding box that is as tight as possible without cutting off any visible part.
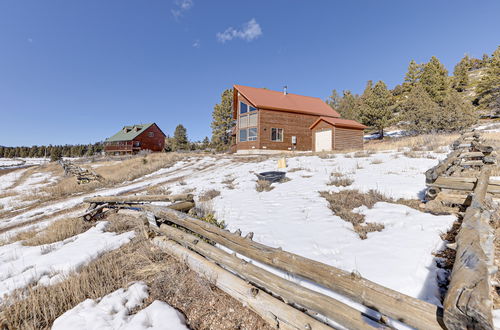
[283,85,288,95]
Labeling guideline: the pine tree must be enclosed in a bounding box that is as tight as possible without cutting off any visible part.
[400,83,440,133]
[359,81,394,138]
[202,136,210,149]
[211,89,234,152]
[173,124,189,151]
[50,148,62,162]
[336,90,361,121]
[420,56,450,104]
[477,46,500,111]
[437,90,477,131]
[326,89,341,109]
[403,60,422,93]
[453,55,471,92]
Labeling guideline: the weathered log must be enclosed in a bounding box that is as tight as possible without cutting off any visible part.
[81,203,109,221]
[461,160,484,167]
[83,194,194,204]
[443,167,494,330]
[152,236,332,330]
[434,192,472,207]
[483,156,496,164]
[427,176,500,194]
[144,206,444,330]
[158,224,385,329]
[166,201,195,212]
[459,152,485,158]
[471,141,493,154]
[425,150,461,183]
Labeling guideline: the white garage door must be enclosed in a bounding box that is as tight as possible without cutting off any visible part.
[315,130,332,152]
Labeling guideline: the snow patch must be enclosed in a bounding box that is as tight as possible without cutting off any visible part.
[52,282,188,330]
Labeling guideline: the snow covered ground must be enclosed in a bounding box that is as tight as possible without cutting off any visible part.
[161,150,456,307]
[0,221,134,300]
[52,282,188,330]
[0,148,465,328]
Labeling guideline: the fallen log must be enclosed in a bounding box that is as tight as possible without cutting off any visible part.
[144,206,444,330]
[443,167,495,330]
[460,160,484,167]
[83,194,194,204]
[425,150,461,183]
[459,152,485,158]
[152,236,332,330]
[471,141,493,154]
[81,203,109,221]
[158,224,386,329]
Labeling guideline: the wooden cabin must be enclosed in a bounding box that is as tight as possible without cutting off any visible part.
[232,85,366,153]
[104,123,166,155]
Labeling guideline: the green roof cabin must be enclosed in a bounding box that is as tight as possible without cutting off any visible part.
[104,123,166,155]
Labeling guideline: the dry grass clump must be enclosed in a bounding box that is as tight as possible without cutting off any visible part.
[403,150,423,158]
[255,180,274,192]
[365,133,460,152]
[23,217,94,246]
[371,158,383,164]
[287,167,305,173]
[328,172,353,187]
[353,151,370,158]
[319,189,389,239]
[199,189,221,202]
[0,228,39,246]
[221,177,236,189]
[1,210,267,330]
[38,153,185,201]
[146,185,172,195]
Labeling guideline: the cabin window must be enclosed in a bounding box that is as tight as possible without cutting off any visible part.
[248,113,258,126]
[249,105,257,112]
[271,128,284,142]
[239,115,248,128]
[240,102,248,114]
[248,128,257,141]
[148,132,154,137]
[134,141,140,147]
[239,129,248,142]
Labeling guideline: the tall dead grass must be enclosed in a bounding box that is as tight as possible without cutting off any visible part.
[365,133,460,152]
[23,217,94,246]
[320,189,421,239]
[0,214,269,330]
[37,153,185,201]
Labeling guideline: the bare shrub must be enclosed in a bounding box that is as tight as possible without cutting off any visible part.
[320,190,389,239]
[344,154,353,158]
[288,167,305,173]
[199,189,221,202]
[403,150,422,158]
[353,151,369,158]
[328,173,353,187]
[23,217,94,246]
[371,159,383,164]
[255,180,274,192]
[221,177,236,189]
[320,189,422,239]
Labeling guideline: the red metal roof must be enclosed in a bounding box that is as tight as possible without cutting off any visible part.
[234,85,340,117]
[309,116,367,130]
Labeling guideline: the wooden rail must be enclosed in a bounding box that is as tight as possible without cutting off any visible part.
[144,205,444,330]
[443,167,495,330]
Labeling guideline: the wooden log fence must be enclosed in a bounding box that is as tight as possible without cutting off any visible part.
[59,160,104,184]
[156,223,386,329]
[143,205,445,330]
[152,236,332,330]
[443,167,495,330]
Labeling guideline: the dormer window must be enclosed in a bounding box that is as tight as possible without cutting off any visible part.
[135,127,141,132]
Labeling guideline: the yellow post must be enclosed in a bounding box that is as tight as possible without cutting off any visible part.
[277,157,286,169]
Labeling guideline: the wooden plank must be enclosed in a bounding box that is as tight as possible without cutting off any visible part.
[158,224,385,329]
[459,152,484,158]
[152,236,332,330]
[443,167,494,330]
[83,194,194,204]
[461,160,484,166]
[144,206,444,330]
[81,203,109,221]
[425,150,461,183]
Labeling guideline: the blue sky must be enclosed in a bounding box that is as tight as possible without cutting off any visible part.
[1,0,499,147]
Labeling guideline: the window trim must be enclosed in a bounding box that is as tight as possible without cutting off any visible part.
[240,102,248,114]
[271,128,284,142]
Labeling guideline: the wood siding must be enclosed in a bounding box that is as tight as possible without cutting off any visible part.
[134,124,166,152]
[104,124,166,154]
[334,127,364,150]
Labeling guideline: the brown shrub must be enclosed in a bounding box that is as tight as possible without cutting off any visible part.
[327,173,353,187]
[199,189,221,202]
[255,180,274,192]
[23,217,94,246]
[370,158,383,164]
